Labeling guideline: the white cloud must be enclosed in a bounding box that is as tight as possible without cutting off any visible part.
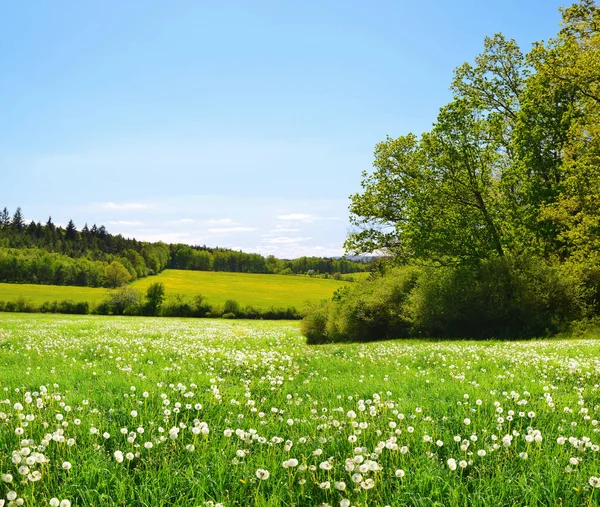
[272,225,301,232]
[207,218,238,225]
[207,226,256,233]
[107,220,143,226]
[169,218,195,224]
[262,236,312,244]
[253,244,345,258]
[278,213,316,222]
[100,202,151,211]
[277,213,341,223]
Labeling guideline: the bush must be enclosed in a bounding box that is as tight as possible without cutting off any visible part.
[96,287,142,315]
[301,301,331,344]
[301,257,588,343]
[408,257,586,339]
[223,299,240,316]
[190,295,211,318]
[222,312,236,319]
[161,295,192,318]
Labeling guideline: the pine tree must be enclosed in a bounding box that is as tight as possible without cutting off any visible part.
[0,207,10,228]
[11,207,24,231]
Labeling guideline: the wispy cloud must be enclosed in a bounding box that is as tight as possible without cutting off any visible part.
[262,236,312,244]
[100,202,151,211]
[107,220,143,226]
[271,224,301,232]
[277,213,341,223]
[207,226,256,234]
[170,218,195,224]
[207,218,238,225]
[278,213,316,222]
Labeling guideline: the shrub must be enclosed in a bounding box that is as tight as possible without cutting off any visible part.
[301,301,331,344]
[408,257,587,339]
[223,299,240,316]
[222,312,236,319]
[96,287,142,315]
[301,257,588,343]
[190,295,211,318]
[161,295,192,318]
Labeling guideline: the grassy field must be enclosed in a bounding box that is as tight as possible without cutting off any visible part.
[130,269,349,308]
[0,282,107,304]
[0,269,349,309]
[1,313,599,506]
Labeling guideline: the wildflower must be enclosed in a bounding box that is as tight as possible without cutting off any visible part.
[114,450,124,463]
[447,458,457,471]
[395,469,405,477]
[589,477,600,488]
[255,468,270,480]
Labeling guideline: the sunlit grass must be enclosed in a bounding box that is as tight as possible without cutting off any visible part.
[0,270,349,310]
[0,313,599,506]
[130,269,349,308]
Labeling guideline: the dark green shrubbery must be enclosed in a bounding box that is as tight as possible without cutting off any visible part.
[302,257,589,343]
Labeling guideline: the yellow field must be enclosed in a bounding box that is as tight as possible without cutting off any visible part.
[130,269,348,308]
[0,283,108,304]
[0,270,349,309]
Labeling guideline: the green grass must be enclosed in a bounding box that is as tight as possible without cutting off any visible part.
[1,313,599,506]
[130,269,349,308]
[0,270,349,309]
[0,282,108,304]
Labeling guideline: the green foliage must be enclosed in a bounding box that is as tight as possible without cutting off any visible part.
[335,2,600,343]
[144,282,166,316]
[223,299,240,316]
[96,287,143,315]
[104,261,132,288]
[302,259,588,342]
[408,258,586,338]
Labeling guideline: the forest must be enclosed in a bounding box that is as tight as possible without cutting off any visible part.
[303,1,600,342]
[0,208,367,288]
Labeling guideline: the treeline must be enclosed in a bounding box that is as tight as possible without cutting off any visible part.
[0,247,168,288]
[0,208,170,286]
[168,244,367,275]
[304,1,600,342]
[0,282,301,320]
[0,207,368,289]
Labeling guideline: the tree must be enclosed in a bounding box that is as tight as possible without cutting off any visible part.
[11,207,24,232]
[65,220,78,241]
[145,282,165,316]
[104,261,131,288]
[0,208,10,228]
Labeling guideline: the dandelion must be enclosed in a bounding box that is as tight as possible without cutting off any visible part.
[447,458,457,471]
[589,477,600,488]
[395,469,405,477]
[62,461,72,470]
[255,469,270,480]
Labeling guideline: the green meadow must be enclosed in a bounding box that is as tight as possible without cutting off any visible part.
[130,269,349,308]
[1,313,599,506]
[0,282,107,305]
[0,270,349,309]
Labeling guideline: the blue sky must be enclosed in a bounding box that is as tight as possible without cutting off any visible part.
[1,0,566,258]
